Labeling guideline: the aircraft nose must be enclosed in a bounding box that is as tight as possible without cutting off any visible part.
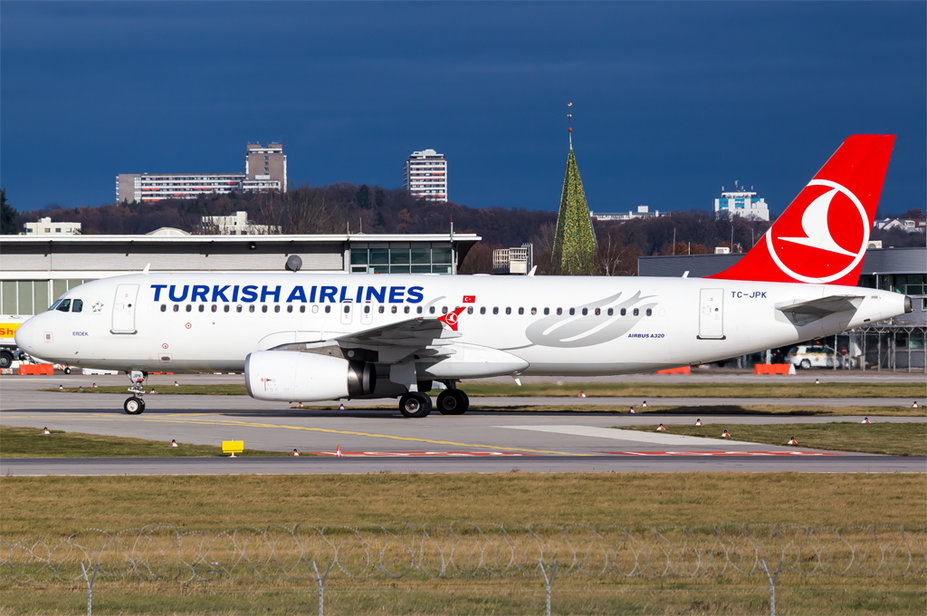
[14,317,42,356]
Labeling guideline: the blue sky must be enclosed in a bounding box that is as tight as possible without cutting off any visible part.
[2,1,925,216]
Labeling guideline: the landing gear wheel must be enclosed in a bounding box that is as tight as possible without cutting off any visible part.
[437,389,469,415]
[124,396,145,415]
[399,392,432,418]
[800,359,811,370]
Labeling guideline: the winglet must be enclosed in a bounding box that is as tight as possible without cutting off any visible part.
[709,135,894,285]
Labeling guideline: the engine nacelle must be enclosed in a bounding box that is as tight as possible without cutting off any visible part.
[245,351,374,402]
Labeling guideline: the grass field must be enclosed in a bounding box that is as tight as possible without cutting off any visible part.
[1,474,925,615]
[624,421,927,456]
[48,380,927,399]
[0,425,295,458]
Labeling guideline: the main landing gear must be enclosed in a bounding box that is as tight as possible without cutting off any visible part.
[124,370,147,415]
[397,384,470,418]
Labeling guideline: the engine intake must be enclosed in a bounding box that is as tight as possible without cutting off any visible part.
[245,351,375,402]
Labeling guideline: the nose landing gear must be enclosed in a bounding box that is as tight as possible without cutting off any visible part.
[124,370,147,415]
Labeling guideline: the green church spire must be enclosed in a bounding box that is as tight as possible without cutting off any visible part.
[551,104,598,275]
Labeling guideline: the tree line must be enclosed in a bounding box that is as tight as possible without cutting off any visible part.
[2,186,922,275]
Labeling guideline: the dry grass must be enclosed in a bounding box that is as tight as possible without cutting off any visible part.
[2,474,924,537]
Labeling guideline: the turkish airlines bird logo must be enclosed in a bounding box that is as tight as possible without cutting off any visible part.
[766,179,869,283]
[438,307,466,331]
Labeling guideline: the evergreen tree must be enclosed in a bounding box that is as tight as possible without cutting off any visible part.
[551,147,598,274]
[0,189,18,234]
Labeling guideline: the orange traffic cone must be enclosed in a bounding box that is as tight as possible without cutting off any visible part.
[335,445,342,458]
[721,429,731,438]
[169,439,178,448]
[291,448,300,456]
[861,417,871,424]
[656,423,666,432]
[787,436,798,445]
[694,419,702,426]
[42,427,50,435]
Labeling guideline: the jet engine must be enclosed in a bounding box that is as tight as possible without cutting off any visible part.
[245,351,375,401]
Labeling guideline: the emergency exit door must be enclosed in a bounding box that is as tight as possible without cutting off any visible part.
[698,288,725,340]
[111,284,139,334]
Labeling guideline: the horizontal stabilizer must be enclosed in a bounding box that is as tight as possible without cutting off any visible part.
[776,295,864,326]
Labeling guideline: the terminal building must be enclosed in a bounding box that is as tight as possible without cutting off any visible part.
[0,232,480,319]
[639,247,927,372]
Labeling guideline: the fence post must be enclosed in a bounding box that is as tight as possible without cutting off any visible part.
[79,562,99,616]
[760,558,783,616]
[538,560,558,616]
[311,560,334,616]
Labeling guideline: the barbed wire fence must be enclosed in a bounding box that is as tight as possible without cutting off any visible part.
[2,523,925,615]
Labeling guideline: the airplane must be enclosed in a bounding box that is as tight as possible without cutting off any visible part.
[14,135,911,417]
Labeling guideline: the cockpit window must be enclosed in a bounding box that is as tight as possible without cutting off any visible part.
[56,299,71,312]
[72,299,83,313]
[49,299,63,311]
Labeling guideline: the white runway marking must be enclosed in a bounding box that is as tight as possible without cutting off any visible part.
[502,424,738,446]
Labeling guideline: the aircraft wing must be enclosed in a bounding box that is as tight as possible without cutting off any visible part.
[776,294,865,326]
[332,314,462,363]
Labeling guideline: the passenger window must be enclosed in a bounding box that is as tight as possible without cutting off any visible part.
[311,305,319,314]
[391,306,397,314]
[344,305,350,314]
[467,306,474,314]
[480,307,486,315]
[405,306,411,314]
[493,307,499,315]
[56,299,71,312]
[646,308,652,316]
[442,306,448,314]
[160,304,167,312]
[429,306,436,314]
[607,308,613,316]
[633,308,639,316]
[198,305,205,312]
[556,307,562,315]
[211,305,218,313]
[71,299,83,313]
[299,306,305,313]
[569,308,575,316]
[581,308,588,316]
[594,308,600,316]
[325,306,331,313]
[530,307,537,315]
[286,305,293,313]
[173,305,179,312]
[237,305,243,313]
[274,305,281,313]
[186,305,193,312]
[262,305,268,313]
[544,307,549,315]
[249,305,255,313]
[518,307,524,315]
[620,308,627,316]
[224,305,231,313]
[505,307,512,315]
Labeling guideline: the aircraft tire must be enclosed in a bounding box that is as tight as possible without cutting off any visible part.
[436,390,469,415]
[399,392,432,418]
[124,396,145,415]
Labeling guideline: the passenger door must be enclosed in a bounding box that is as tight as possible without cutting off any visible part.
[111,284,139,334]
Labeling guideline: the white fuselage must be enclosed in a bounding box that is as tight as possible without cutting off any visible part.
[15,272,907,377]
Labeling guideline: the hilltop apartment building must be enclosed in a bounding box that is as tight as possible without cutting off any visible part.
[117,143,286,203]
[403,149,448,202]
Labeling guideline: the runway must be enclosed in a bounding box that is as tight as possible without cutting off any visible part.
[1,374,925,475]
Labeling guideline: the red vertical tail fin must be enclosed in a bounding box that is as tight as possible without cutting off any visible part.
[709,135,895,285]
